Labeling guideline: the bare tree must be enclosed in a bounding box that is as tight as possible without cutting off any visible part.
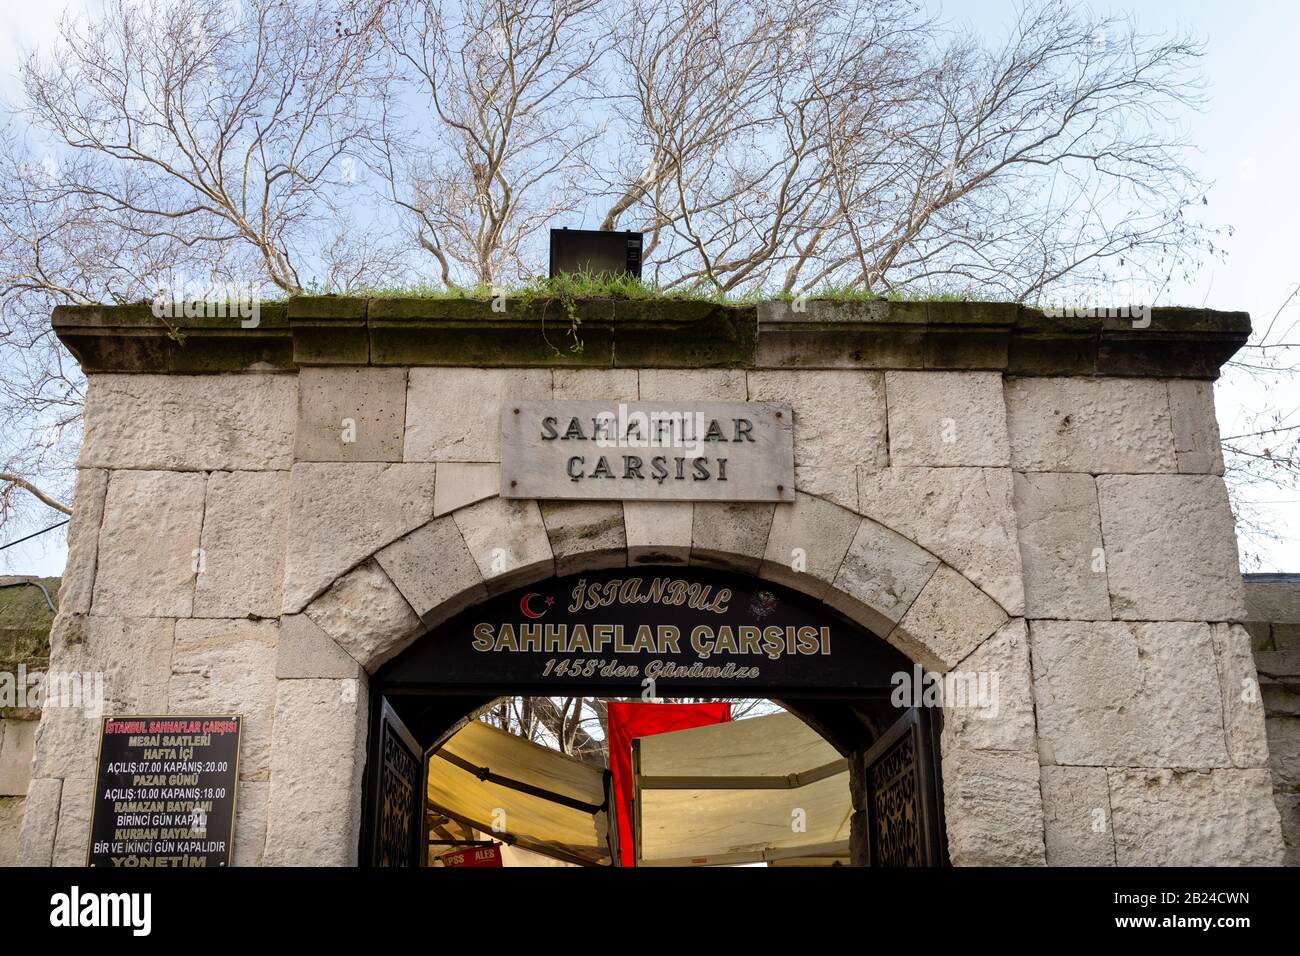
[0,0,398,537]
[372,0,605,286]
[0,0,1262,567]
[598,0,1212,297]
[1219,285,1300,567]
[0,136,192,530]
[19,0,391,292]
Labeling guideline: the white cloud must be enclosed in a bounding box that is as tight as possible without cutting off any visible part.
[0,0,98,101]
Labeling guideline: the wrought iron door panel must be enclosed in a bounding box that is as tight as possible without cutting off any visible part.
[369,699,424,867]
[863,708,943,867]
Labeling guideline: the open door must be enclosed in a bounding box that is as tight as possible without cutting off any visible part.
[366,698,425,867]
[851,707,946,867]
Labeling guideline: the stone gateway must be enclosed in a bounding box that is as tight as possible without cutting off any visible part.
[10,296,1286,867]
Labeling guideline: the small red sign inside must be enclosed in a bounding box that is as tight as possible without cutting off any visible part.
[440,845,504,868]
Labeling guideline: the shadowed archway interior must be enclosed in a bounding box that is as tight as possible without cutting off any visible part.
[361,564,948,868]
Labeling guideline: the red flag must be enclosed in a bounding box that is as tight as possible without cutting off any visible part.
[606,701,731,866]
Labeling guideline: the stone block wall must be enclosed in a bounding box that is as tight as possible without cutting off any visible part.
[1006,377,1280,865]
[0,577,57,866]
[11,298,1285,866]
[1244,575,1300,866]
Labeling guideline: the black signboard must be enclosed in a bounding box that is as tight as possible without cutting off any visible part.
[380,567,911,695]
[87,715,242,867]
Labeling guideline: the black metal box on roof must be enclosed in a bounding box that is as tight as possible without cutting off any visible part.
[549,228,643,279]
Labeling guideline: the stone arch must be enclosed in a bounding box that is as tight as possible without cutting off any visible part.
[295,490,1017,679]
[282,488,1046,867]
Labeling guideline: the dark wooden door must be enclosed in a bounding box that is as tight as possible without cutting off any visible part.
[366,698,425,867]
[850,707,945,867]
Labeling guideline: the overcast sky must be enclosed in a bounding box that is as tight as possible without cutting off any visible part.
[1,0,1297,576]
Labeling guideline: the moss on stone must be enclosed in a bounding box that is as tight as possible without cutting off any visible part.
[0,578,57,719]
[49,296,1253,377]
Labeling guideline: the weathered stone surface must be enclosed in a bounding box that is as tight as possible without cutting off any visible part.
[1030,620,1229,767]
[92,470,205,617]
[16,777,60,866]
[746,372,889,488]
[623,501,693,565]
[453,497,555,592]
[59,468,108,615]
[169,619,278,781]
[433,463,500,516]
[889,566,1008,672]
[1005,376,1176,473]
[639,368,747,400]
[1211,623,1270,768]
[794,465,858,511]
[759,494,859,599]
[1097,475,1247,622]
[553,368,638,400]
[33,615,175,781]
[1107,768,1284,866]
[376,517,487,625]
[857,466,1024,616]
[690,503,775,574]
[1276,791,1300,867]
[264,677,369,866]
[1039,766,1115,866]
[539,501,627,576]
[1168,379,1225,474]
[81,372,297,470]
[50,776,92,865]
[1243,579,1300,627]
[232,780,269,867]
[194,470,288,618]
[614,301,755,368]
[404,368,552,461]
[281,462,435,613]
[1012,472,1110,620]
[1263,680,1300,718]
[885,371,1010,467]
[0,718,37,796]
[304,561,421,673]
[933,619,1040,883]
[940,748,1046,866]
[1274,624,1300,652]
[295,366,407,462]
[941,620,1036,754]
[826,518,939,638]
[53,299,1254,376]
[0,795,23,866]
[276,614,362,679]
[1265,716,1300,789]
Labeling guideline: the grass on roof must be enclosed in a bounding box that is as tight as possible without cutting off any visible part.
[293,270,1000,305]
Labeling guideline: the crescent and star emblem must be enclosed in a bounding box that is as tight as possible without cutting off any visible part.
[519,592,554,619]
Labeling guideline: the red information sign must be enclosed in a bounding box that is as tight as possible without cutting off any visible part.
[440,845,504,868]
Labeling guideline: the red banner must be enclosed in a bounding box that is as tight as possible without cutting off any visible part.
[607,701,731,866]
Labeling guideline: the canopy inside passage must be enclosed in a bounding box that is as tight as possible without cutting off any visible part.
[425,719,611,866]
[426,709,852,867]
[635,711,852,866]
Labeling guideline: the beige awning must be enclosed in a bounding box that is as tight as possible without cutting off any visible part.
[635,712,851,866]
[426,720,611,867]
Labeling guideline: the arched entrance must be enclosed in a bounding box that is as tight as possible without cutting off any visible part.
[360,565,947,867]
